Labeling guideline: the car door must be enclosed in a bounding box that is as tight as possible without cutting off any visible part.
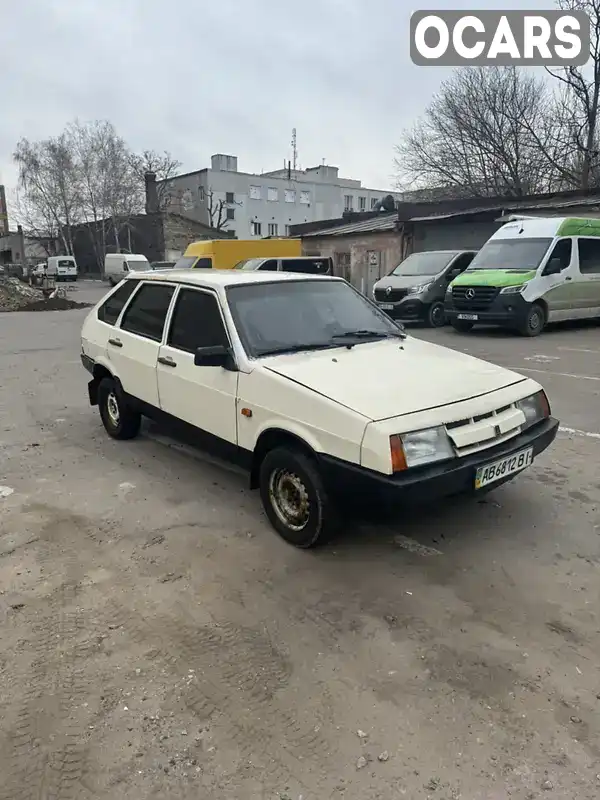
[537,238,577,321]
[575,237,600,317]
[156,287,238,444]
[108,282,176,408]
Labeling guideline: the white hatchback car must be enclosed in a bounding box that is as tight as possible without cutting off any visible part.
[81,270,559,548]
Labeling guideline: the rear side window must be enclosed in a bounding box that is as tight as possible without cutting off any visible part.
[120,283,175,341]
[97,280,138,325]
[578,238,600,274]
[168,289,229,352]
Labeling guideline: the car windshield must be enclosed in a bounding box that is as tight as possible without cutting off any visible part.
[234,259,262,270]
[227,279,405,357]
[127,259,150,272]
[466,238,552,271]
[173,256,199,270]
[390,251,455,276]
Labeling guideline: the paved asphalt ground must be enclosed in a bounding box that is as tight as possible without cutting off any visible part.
[0,281,599,800]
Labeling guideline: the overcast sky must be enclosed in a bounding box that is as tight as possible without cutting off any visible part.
[1,0,560,201]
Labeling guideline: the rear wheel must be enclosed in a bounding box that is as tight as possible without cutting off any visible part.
[519,303,545,337]
[98,377,141,440]
[451,319,474,333]
[427,301,446,328]
[258,447,339,548]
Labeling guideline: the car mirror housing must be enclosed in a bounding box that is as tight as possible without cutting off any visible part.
[194,345,237,370]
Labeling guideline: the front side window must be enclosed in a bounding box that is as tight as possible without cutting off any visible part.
[97,280,138,325]
[577,237,600,274]
[227,279,403,357]
[120,283,175,341]
[281,258,330,274]
[467,238,552,271]
[257,259,278,271]
[195,258,213,269]
[168,289,229,352]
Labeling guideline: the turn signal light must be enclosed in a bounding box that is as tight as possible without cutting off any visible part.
[539,390,551,418]
[390,435,408,472]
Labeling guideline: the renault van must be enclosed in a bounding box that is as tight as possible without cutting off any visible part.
[444,216,600,336]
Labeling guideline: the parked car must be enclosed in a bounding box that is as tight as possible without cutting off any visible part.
[445,215,600,336]
[233,256,332,274]
[173,237,302,270]
[80,270,558,548]
[104,253,151,286]
[150,261,176,270]
[372,250,476,327]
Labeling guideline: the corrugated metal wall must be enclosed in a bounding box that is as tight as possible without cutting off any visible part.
[412,220,501,253]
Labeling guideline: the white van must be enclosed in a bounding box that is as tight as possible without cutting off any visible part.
[104,253,151,286]
[47,256,78,282]
[445,215,600,336]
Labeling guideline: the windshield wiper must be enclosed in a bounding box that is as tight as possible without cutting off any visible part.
[256,342,335,356]
[331,329,406,341]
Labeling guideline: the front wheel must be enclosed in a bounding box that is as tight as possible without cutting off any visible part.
[451,319,474,333]
[427,301,446,328]
[258,447,339,548]
[519,303,545,337]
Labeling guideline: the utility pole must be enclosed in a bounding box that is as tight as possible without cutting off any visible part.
[291,128,298,172]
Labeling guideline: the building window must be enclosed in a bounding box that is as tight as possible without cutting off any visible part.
[251,221,262,236]
[225,191,235,204]
[371,198,378,209]
[267,187,278,202]
[285,225,291,236]
[285,189,295,203]
[268,223,279,236]
[226,207,235,220]
[198,186,205,202]
[249,186,261,200]
[359,196,366,211]
[300,190,310,205]
[344,195,353,211]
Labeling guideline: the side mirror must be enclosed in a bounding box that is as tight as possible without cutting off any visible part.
[194,344,236,370]
[544,257,562,276]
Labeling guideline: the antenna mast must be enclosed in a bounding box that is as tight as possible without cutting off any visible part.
[291,128,298,172]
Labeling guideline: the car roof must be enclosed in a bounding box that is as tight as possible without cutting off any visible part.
[125,269,341,288]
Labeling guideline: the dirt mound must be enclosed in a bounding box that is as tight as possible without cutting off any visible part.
[0,277,90,312]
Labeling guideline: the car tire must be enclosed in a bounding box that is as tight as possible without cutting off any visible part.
[98,377,141,440]
[451,320,474,333]
[258,446,339,548]
[519,303,545,337]
[427,301,446,328]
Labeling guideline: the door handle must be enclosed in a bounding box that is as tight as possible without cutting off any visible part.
[108,338,123,348]
[157,356,177,367]
[565,276,572,281]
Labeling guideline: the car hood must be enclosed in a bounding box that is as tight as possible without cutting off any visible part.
[374,273,441,291]
[263,337,527,421]
[452,269,536,287]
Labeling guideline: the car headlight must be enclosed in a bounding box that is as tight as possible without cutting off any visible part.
[390,426,455,471]
[407,282,432,295]
[500,283,528,294]
[516,390,550,429]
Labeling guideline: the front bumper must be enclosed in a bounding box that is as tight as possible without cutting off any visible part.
[445,292,529,327]
[319,417,559,507]
[375,296,428,322]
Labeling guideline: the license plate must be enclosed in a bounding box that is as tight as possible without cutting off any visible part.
[475,447,533,489]
[379,303,394,310]
[458,313,478,320]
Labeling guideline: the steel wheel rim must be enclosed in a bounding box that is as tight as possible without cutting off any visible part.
[106,392,120,426]
[431,304,444,325]
[529,310,542,331]
[268,468,310,531]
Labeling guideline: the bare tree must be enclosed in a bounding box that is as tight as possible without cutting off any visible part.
[14,133,80,253]
[130,149,181,208]
[10,187,59,255]
[395,67,559,198]
[206,188,230,230]
[541,0,600,189]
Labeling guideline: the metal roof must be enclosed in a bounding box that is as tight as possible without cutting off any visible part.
[302,213,398,237]
[409,196,600,223]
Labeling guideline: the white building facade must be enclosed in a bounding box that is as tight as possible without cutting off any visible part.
[159,154,402,239]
